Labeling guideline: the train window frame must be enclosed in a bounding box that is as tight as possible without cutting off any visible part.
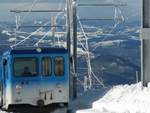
[13,57,38,77]
[42,57,52,77]
[54,56,65,77]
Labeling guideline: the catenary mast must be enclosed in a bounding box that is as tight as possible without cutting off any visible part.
[141,0,150,86]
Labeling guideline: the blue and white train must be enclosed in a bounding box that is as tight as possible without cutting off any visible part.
[0,47,73,113]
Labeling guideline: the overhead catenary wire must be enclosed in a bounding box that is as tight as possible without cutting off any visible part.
[76,4,125,89]
[77,14,106,90]
[19,0,39,26]
[10,0,50,48]
[34,0,65,47]
[52,0,65,47]
[77,14,92,89]
[34,29,52,46]
[11,21,50,48]
[92,6,125,51]
[11,0,64,48]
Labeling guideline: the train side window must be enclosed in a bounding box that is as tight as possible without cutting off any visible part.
[14,58,38,77]
[54,57,64,76]
[42,57,51,77]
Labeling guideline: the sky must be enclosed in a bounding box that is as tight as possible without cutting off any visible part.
[0,0,141,22]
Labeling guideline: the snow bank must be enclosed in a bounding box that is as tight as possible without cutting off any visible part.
[77,83,150,113]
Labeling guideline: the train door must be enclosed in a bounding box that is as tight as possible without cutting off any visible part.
[1,58,8,106]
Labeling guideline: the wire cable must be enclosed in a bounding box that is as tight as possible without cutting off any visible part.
[11,21,50,48]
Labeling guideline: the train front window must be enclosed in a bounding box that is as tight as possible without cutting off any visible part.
[42,57,51,77]
[55,57,64,76]
[14,58,38,77]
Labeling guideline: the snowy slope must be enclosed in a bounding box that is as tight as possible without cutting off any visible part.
[77,83,150,113]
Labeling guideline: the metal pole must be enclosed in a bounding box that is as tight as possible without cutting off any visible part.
[72,0,77,75]
[141,0,150,87]
[66,0,71,52]
[136,71,139,83]
[51,16,56,45]
[143,0,150,28]
[72,0,77,99]
[66,0,73,101]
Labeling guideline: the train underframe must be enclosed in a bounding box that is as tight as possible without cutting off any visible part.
[1,103,72,113]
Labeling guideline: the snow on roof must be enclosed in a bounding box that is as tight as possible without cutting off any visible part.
[77,82,150,113]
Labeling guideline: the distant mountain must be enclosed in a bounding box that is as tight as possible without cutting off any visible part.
[91,55,140,86]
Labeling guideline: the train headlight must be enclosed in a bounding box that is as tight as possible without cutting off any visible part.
[36,48,42,53]
[16,85,22,94]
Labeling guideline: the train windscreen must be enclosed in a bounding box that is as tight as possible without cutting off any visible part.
[13,57,38,77]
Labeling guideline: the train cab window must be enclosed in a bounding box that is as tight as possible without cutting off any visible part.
[14,58,38,77]
[54,57,64,76]
[42,57,51,77]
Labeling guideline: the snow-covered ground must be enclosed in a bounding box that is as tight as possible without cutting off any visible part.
[77,83,150,113]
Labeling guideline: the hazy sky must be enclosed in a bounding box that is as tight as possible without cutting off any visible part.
[0,0,140,22]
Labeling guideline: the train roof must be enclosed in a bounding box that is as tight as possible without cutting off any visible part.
[3,47,68,55]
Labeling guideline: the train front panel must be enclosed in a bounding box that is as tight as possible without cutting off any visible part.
[2,48,70,110]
